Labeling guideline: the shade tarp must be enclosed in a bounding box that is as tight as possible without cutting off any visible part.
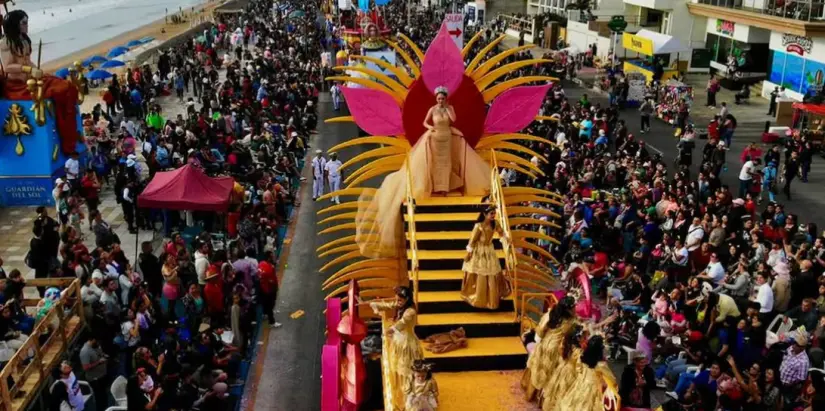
[625,29,689,55]
[138,165,234,211]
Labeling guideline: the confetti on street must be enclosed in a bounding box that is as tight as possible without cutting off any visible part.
[290,309,305,319]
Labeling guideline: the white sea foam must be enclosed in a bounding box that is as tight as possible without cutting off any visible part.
[26,0,132,34]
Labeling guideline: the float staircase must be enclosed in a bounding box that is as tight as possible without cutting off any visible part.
[404,195,532,410]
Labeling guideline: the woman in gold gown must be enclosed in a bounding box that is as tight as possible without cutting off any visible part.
[521,296,578,402]
[425,86,460,195]
[554,335,617,411]
[461,207,510,309]
[369,286,424,395]
[541,325,587,411]
[355,87,491,258]
[405,360,439,411]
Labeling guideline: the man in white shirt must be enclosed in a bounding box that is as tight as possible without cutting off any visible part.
[738,158,759,198]
[753,272,774,318]
[325,152,343,204]
[697,252,726,285]
[59,361,85,411]
[121,181,137,233]
[64,152,80,192]
[686,217,705,252]
[330,82,342,111]
[194,242,210,285]
[312,150,327,201]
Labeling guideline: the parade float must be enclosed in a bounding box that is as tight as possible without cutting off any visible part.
[0,9,86,207]
[316,21,618,411]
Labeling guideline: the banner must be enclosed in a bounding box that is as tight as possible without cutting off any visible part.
[374,0,390,5]
[338,0,352,10]
[358,0,369,10]
[622,33,654,56]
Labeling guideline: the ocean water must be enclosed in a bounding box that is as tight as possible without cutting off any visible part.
[17,0,207,64]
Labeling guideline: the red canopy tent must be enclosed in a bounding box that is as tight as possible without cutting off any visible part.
[138,165,234,211]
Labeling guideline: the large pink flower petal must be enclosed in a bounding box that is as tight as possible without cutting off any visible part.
[483,84,552,134]
[421,23,464,96]
[341,87,404,136]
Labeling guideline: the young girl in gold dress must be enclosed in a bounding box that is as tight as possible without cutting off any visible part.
[405,360,439,411]
[521,296,578,402]
[460,207,510,309]
[554,335,617,411]
[369,286,424,397]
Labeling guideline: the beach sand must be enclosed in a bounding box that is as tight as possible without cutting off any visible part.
[42,0,222,73]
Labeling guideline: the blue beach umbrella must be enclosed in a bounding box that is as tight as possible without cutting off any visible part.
[100,60,126,68]
[125,39,143,48]
[86,69,114,81]
[83,55,108,66]
[54,67,70,78]
[107,46,129,58]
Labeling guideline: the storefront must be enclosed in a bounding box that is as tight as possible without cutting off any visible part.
[703,18,770,80]
[763,32,825,101]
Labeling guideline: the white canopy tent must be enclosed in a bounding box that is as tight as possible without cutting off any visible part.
[634,29,690,55]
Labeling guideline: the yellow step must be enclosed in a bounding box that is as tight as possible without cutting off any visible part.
[434,371,534,410]
[423,336,525,358]
[407,231,499,241]
[417,311,515,326]
[411,270,464,281]
[404,212,478,222]
[409,196,487,206]
[409,249,505,260]
[418,290,512,303]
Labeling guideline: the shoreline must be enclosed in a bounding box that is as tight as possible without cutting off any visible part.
[42,0,223,73]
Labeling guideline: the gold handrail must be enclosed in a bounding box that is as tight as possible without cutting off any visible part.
[405,153,419,309]
[519,292,558,335]
[489,150,519,320]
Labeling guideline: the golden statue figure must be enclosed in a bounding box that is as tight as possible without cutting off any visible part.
[368,287,424,397]
[1,9,81,154]
[460,207,511,309]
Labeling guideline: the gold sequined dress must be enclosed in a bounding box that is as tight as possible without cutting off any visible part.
[404,377,439,411]
[521,316,576,402]
[554,361,616,411]
[541,347,582,411]
[371,301,424,396]
[460,222,508,309]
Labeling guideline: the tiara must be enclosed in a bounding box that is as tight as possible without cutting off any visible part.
[434,86,449,95]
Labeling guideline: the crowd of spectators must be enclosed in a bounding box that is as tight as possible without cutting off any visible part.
[507,61,825,410]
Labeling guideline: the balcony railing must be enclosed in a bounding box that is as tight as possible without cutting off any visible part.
[693,0,825,21]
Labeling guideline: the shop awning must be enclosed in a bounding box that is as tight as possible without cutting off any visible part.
[623,30,689,56]
[792,103,825,116]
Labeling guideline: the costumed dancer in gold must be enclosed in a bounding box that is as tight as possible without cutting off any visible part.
[541,324,587,410]
[521,296,578,402]
[460,207,511,309]
[405,360,439,411]
[355,86,491,258]
[554,334,617,411]
[369,286,424,392]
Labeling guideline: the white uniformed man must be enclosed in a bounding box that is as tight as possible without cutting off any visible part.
[312,149,327,201]
[325,152,343,204]
[330,82,342,111]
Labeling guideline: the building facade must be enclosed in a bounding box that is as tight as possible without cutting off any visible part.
[686,0,825,100]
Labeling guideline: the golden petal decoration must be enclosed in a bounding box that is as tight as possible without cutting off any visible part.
[476,59,554,91]
[482,76,558,103]
[325,76,404,106]
[317,187,376,202]
[340,146,407,171]
[477,133,555,148]
[350,55,414,87]
[386,41,421,78]
[462,31,485,58]
[325,116,354,124]
[316,234,357,253]
[335,65,409,98]
[471,45,536,80]
[507,206,561,219]
[465,34,506,74]
[397,33,425,64]
[327,136,410,153]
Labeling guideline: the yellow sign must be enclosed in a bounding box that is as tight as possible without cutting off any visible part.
[623,33,655,56]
